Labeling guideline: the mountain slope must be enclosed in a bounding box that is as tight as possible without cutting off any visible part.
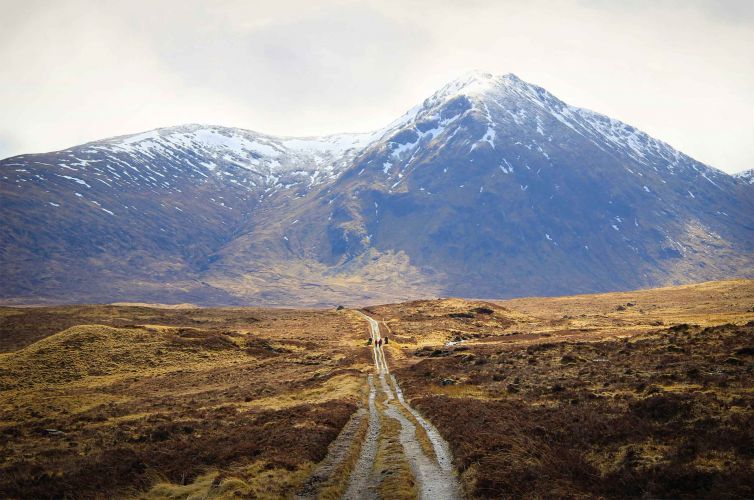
[734,168,754,184]
[1,73,752,305]
[0,125,383,303]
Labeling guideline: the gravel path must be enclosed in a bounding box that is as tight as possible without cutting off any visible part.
[354,311,462,500]
[298,311,462,499]
[343,374,380,499]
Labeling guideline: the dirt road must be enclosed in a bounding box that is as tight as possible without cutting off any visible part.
[345,311,462,500]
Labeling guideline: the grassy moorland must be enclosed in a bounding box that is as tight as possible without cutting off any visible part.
[368,279,754,498]
[0,306,373,498]
[0,279,752,499]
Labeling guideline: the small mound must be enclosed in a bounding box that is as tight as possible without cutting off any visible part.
[369,298,532,324]
[0,324,236,389]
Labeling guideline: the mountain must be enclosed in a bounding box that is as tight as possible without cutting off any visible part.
[734,168,754,185]
[2,72,753,306]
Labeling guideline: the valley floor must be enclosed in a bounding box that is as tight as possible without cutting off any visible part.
[0,279,753,498]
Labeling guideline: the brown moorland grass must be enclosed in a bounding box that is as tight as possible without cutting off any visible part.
[315,408,371,500]
[1,279,752,498]
[374,279,754,498]
[0,306,371,499]
[374,394,418,500]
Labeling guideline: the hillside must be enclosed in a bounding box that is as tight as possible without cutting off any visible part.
[2,73,753,305]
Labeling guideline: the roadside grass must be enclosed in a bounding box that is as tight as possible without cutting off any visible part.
[394,321,754,498]
[317,409,370,499]
[213,373,363,412]
[141,460,315,499]
[0,306,366,499]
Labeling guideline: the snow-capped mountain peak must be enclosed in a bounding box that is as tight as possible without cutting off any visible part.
[733,168,754,184]
[103,124,376,169]
[1,71,752,306]
[67,124,392,193]
[434,70,498,97]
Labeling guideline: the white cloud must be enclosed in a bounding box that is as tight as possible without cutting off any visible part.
[0,0,752,173]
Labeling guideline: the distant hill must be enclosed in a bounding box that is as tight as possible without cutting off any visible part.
[2,72,753,305]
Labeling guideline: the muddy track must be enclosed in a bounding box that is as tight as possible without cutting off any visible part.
[344,374,381,499]
[297,311,462,499]
[352,311,462,500]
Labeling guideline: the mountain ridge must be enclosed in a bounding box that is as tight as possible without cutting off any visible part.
[734,168,754,184]
[1,72,752,306]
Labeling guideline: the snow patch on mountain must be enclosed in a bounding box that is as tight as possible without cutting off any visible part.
[733,168,754,184]
[3,71,741,203]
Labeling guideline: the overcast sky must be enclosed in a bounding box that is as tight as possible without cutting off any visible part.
[1,0,752,173]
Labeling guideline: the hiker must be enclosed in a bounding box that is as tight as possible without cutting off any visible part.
[384,336,389,344]
[367,337,372,345]
[377,339,382,348]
